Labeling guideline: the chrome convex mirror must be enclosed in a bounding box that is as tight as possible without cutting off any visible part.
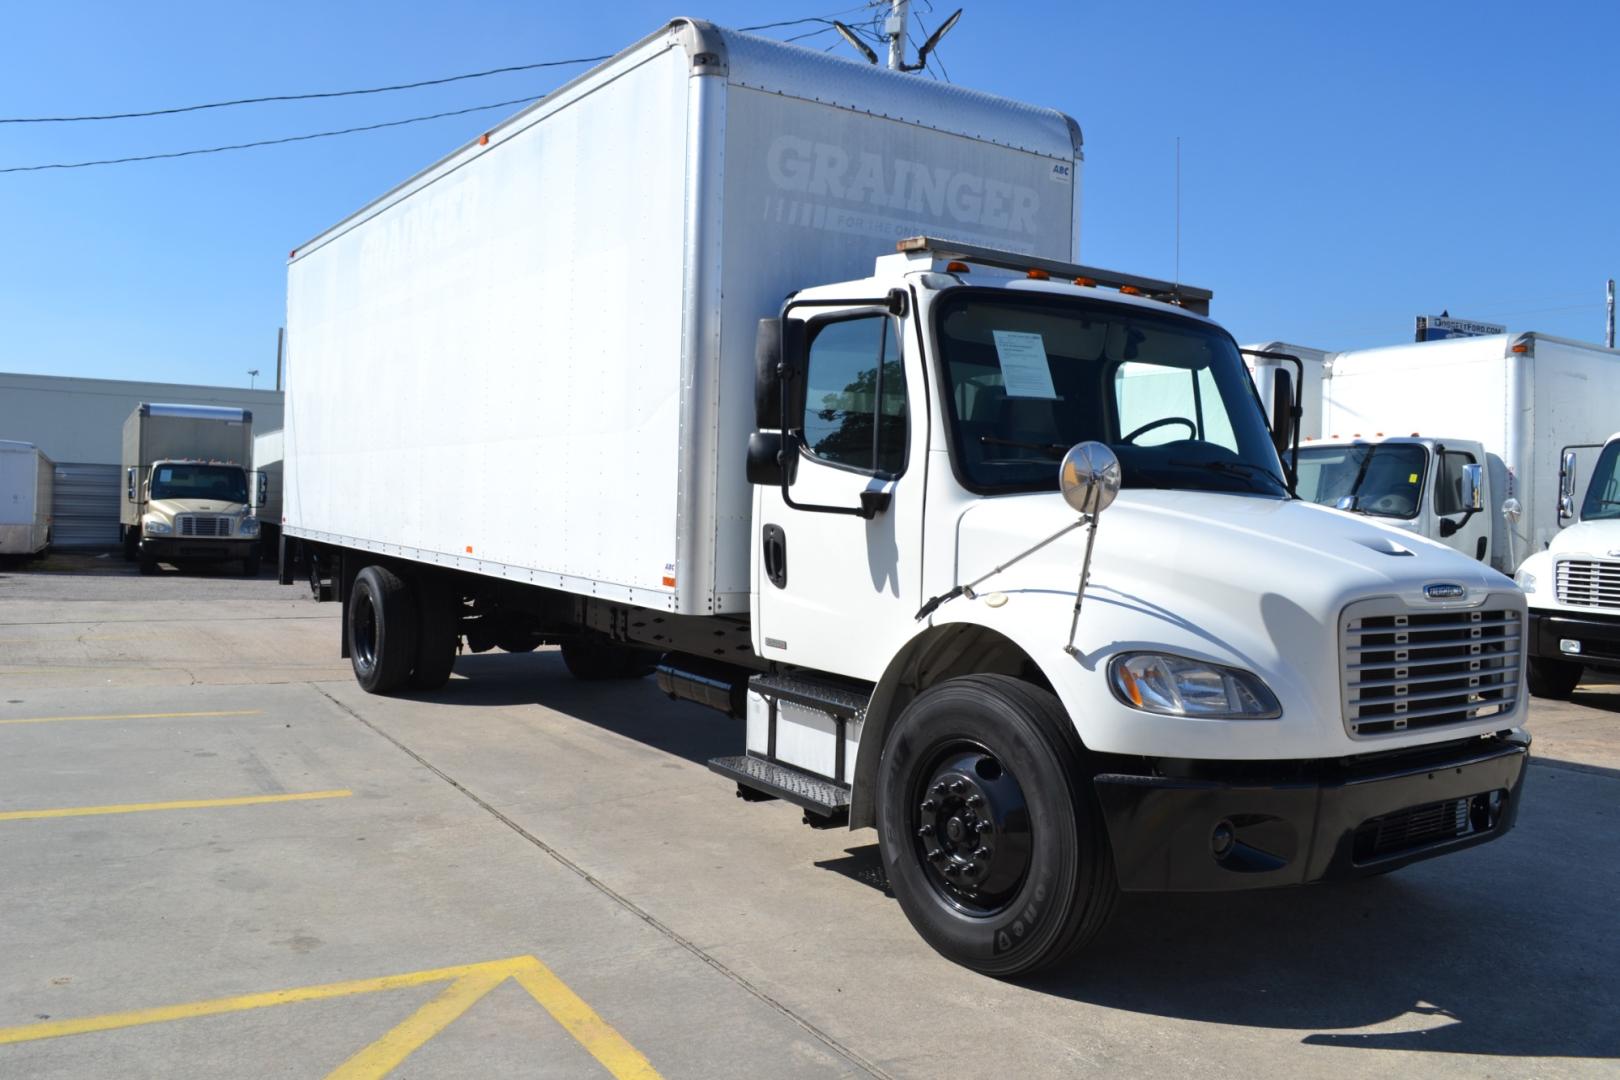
[1059,441,1122,516]
[1060,441,1120,655]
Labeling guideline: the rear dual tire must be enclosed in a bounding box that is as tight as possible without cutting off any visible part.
[876,674,1117,978]
[348,565,460,694]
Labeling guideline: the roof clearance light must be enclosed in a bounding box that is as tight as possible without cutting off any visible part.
[1511,342,1529,353]
[1026,268,1050,280]
[945,261,970,273]
[478,133,490,146]
[1119,285,1144,296]
[1073,276,1096,287]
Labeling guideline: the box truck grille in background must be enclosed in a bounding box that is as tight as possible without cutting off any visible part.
[1556,559,1620,607]
[1340,599,1521,737]
[178,514,230,538]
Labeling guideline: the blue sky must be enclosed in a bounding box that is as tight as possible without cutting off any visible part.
[2,1,1614,388]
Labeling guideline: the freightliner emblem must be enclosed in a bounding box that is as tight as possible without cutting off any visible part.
[1424,583,1467,600]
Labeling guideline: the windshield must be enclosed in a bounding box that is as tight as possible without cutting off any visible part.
[1296,443,1426,519]
[149,463,248,503]
[1580,440,1620,521]
[933,292,1287,497]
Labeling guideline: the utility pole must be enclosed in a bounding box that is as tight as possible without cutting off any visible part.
[885,0,911,71]
[1607,278,1615,349]
[247,368,259,390]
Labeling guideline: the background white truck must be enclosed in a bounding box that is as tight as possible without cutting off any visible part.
[121,403,262,575]
[0,440,54,556]
[252,428,284,556]
[1249,334,1620,574]
[282,20,1529,976]
[1515,432,1620,697]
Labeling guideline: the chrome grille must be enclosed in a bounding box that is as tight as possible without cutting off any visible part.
[1340,596,1522,738]
[1556,559,1620,608]
[177,514,230,538]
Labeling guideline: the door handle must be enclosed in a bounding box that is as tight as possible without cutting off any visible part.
[762,524,787,589]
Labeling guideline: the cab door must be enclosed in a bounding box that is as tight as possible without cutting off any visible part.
[1434,443,1491,562]
[753,308,925,681]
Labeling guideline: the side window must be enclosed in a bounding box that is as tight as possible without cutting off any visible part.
[1436,449,1477,515]
[802,316,907,476]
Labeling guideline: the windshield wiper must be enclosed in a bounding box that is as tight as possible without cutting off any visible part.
[1169,458,1287,490]
[980,435,1068,458]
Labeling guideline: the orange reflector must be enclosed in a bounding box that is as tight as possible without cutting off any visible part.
[1027,268,1050,280]
[1119,666,1143,707]
[945,261,970,273]
[1119,285,1143,296]
[662,575,676,587]
[1511,343,1528,353]
[478,133,490,146]
[465,545,473,554]
[1412,432,1421,437]
[288,249,296,259]
[1073,276,1096,287]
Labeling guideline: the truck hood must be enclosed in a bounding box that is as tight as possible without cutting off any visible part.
[1545,516,1620,559]
[953,489,1517,688]
[148,498,248,518]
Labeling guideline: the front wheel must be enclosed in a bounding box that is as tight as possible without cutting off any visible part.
[876,674,1117,977]
[1527,656,1583,699]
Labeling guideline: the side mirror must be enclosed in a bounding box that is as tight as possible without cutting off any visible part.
[1461,463,1483,511]
[1502,497,1522,524]
[753,316,807,432]
[1560,450,1577,519]
[1059,442,1122,515]
[126,467,137,501]
[746,431,797,487]
[255,471,269,507]
[1270,367,1295,457]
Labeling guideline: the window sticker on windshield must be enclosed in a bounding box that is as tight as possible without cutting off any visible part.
[991,330,1057,399]
[1409,473,1418,483]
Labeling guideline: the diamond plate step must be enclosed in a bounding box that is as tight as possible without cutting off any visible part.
[748,671,870,719]
[708,754,850,818]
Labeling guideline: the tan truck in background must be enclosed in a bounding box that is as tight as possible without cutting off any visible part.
[121,403,262,575]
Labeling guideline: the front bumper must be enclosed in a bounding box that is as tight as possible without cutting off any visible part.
[1094,731,1529,892]
[1528,609,1620,669]
[140,537,256,562]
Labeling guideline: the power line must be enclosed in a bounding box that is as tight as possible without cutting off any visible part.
[0,59,609,125]
[0,95,541,174]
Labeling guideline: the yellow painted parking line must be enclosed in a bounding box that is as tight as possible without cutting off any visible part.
[0,955,662,1080]
[0,709,261,726]
[0,789,351,822]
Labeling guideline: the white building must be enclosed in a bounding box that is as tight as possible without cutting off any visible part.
[0,372,283,548]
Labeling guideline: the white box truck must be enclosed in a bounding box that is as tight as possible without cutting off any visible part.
[1280,334,1620,576]
[282,20,1529,976]
[0,440,54,556]
[121,403,262,575]
[252,428,284,556]
[1515,431,1620,697]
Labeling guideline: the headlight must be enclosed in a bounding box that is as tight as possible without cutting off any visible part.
[143,517,172,535]
[1514,569,1536,594]
[1109,653,1282,719]
[239,517,260,537]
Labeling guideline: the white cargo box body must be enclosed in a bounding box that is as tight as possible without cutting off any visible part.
[253,429,284,524]
[283,19,1081,614]
[1322,333,1620,562]
[0,440,54,555]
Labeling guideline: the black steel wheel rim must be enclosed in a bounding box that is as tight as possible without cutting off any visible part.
[353,589,379,671]
[909,740,1033,916]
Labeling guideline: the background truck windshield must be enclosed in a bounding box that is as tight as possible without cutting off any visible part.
[150,464,248,503]
[934,292,1287,496]
[1296,443,1426,518]
[1581,440,1620,521]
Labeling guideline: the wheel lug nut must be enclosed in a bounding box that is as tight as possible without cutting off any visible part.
[920,798,936,812]
[927,848,945,862]
[976,820,992,833]
[975,846,992,859]
[916,824,934,837]
[949,780,966,794]
[961,864,978,877]
[966,794,984,807]
[932,782,947,795]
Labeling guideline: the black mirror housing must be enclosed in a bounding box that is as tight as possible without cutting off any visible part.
[1270,367,1295,457]
[746,431,797,487]
[754,316,808,432]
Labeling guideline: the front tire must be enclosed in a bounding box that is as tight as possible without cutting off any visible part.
[876,674,1117,977]
[1527,656,1582,699]
[348,565,418,694]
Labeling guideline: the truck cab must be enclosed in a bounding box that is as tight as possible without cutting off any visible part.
[127,458,261,575]
[1295,435,1493,564]
[1516,432,1620,697]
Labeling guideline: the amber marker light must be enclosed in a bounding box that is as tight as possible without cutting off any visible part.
[945,261,970,273]
[1118,285,1143,296]
[1026,268,1050,280]
[1073,276,1096,287]
[1118,664,1144,707]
